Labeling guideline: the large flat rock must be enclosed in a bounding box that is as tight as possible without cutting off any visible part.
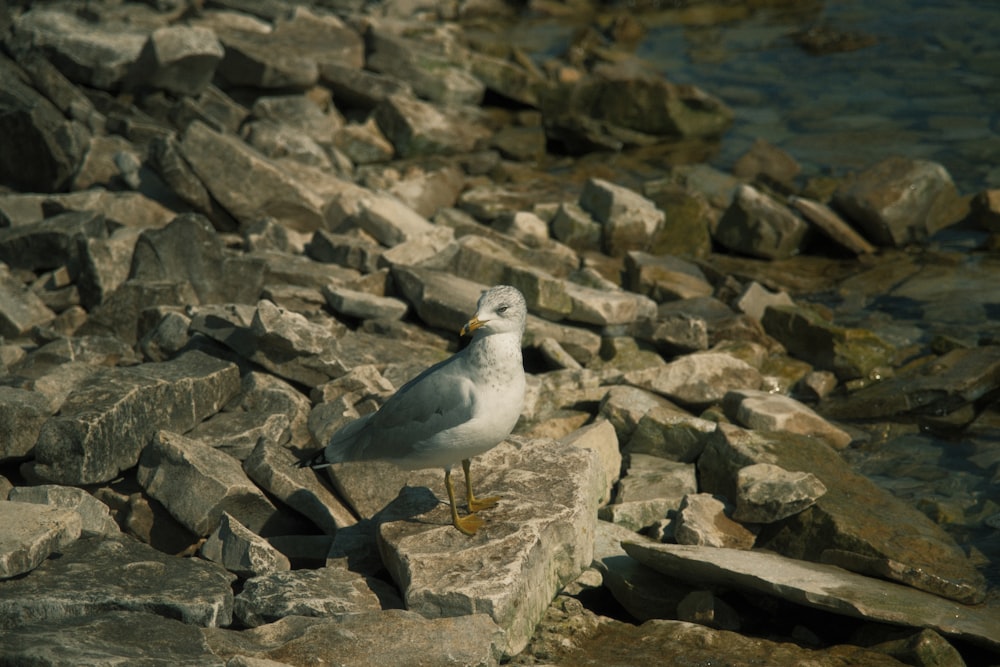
[0,501,81,579]
[376,436,602,656]
[622,540,1000,652]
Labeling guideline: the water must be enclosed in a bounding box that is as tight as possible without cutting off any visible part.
[644,0,1000,194]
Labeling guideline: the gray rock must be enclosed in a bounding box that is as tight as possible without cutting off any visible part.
[623,541,1000,653]
[676,589,741,631]
[250,95,343,150]
[319,62,414,110]
[78,278,198,345]
[722,388,852,450]
[624,406,716,463]
[699,423,987,604]
[137,430,283,537]
[188,411,291,461]
[338,190,436,246]
[601,454,695,532]
[0,501,81,579]
[0,610,225,667]
[523,316,602,367]
[76,229,141,310]
[379,226,457,269]
[633,314,710,357]
[179,121,327,233]
[579,178,665,257]
[0,209,107,274]
[9,484,119,536]
[392,266,488,332]
[732,462,827,524]
[233,564,386,627]
[789,195,877,255]
[0,386,51,462]
[733,281,795,322]
[762,303,896,381]
[564,281,657,327]
[624,351,763,408]
[597,385,678,442]
[558,419,621,506]
[0,268,55,338]
[714,184,810,260]
[243,437,357,535]
[833,156,964,247]
[624,251,714,302]
[0,535,234,630]
[132,25,224,96]
[373,93,491,158]
[674,493,756,549]
[335,118,396,164]
[550,201,602,252]
[306,229,383,273]
[203,611,503,666]
[201,512,290,579]
[31,351,241,485]
[376,436,602,655]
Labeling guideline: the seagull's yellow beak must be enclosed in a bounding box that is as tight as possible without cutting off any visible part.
[461,316,486,336]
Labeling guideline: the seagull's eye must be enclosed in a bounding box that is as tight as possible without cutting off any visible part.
[497,305,508,314]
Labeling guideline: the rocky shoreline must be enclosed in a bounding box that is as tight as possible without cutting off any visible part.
[1,1,998,665]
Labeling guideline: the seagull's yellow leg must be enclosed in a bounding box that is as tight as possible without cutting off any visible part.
[445,468,484,535]
[463,458,500,513]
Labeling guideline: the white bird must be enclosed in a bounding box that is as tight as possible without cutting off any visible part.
[298,285,527,535]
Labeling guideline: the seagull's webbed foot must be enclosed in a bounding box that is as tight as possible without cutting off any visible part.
[445,467,485,536]
[462,459,500,513]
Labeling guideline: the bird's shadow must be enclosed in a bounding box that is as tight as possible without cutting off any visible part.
[373,485,443,526]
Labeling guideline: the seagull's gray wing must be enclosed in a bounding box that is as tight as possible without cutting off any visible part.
[325,354,478,463]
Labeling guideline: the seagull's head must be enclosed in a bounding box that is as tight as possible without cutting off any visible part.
[461,285,527,337]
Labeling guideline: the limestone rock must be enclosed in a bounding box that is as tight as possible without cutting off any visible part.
[0,209,107,274]
[623,541,1000,653]
[762,303,896,381]
[204,611,504,667]
[733,462,827,523]
[833,156,964,247]
[558,420,621,506]
[601,454,695,532]
[138,430,285,538]
[366,29,484,106]
[0,610,223,666]
[0,501,81,579]
[374,93,491,158]
[714,184,810,260]
[624,351,763,408]
[0,535,235,630]
[624,406,716,463]
[31,351,241,485]
[233,564,386,627]
[201,512,290,579]
[0,268,56,338]
[579,178,665,257]
[674,493,756,549]
[0,386,51,462]
[376,436,602,655]
[790,195,877,255]
[9,484,119,536]
[597,385,679,442]
[624,251,714,302]
[722,389,852,450]
[699,424,987,604]
[550,201,602,252]
[132,25,224,96]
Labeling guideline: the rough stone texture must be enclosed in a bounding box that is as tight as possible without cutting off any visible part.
[132,25,224,96]
[624,351,762,408]
[722,388,852,450]
[200,512,290,579]
[0,535,235,630]
[624,405,716,463]
[579,178,665,257]
[601,454,695,532]
[699,424,987,604]
[715,184,810,260]
[558,420,620,506]
[8,484,119,536]
[0,610,224,667]
[833,156,964,247]
[624,251,714,302]
[374,93,491,158]
[762,303,896,381]
[790,195,877,255]
[733,462,828,524]
[0,386,51,461]
[673,493,756,549]
[31,351,241,485]
[0,501,81,579]
[233,564,386,627]
[137,430,284,538]
[0,268,56,338]
[204,611,504,667]
[623,541,1000,652]
[376,437,602,656]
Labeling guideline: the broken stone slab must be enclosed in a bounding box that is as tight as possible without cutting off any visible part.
[523,316,602,367]
[179,120,327,232]
[564,281,657,327]
[624,351,763,409]
[379,226,457,269]
[233,563,388,628]
[789,195,877,255]
[187,411,291,461]
[376,436,602,656]
[0,610,224,667]
[373,92,491,158]
[8,484,119,536]
[624,251,714,302]
[130,24,224,96]
[0,501,81,579]
[821,345,1000,421]
[597,385,680,443]
[558,419,621,506]
[30,350,241,485]
[622,541,1000,653]
[733,462,827,524]
[623,405,716,464]
[578,178,665,258]
[714,184,810,260]
[0,268,56,339]
[137,430,285,538]
[243,437,357,535]
[323,285,409,321]
[761,303,896,381]
[391,266,488,332]
[200,511,290,580]
[335,189,436,246]
[698,423,988,604]
[549,201,602,252]
[674,493,756,549]
[633,313,710,357]
[204,610,504,667]
[832,156,964,247]
[0,535,235,630]
[0,386,51,462]
[0,209,107,274]
[722,388,852,450]
[733,281,796,322]
[600,454,695,532]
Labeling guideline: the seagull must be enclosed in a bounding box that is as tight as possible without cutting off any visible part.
[298,285,527,535]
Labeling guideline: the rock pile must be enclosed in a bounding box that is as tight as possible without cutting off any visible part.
[1,1,998,666]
